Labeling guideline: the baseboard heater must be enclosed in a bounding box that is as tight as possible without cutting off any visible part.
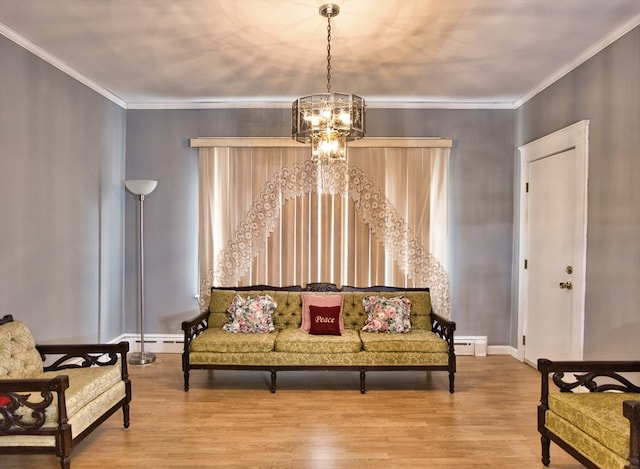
[114,334,184,354]
[116,334,488,356]
[454,336,488,356]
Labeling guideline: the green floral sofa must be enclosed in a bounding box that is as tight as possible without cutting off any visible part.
[538,358,640,469]
[0,314,132,469]
[182,284,456,393]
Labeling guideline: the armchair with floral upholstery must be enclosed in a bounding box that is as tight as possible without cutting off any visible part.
[0,314,131,469]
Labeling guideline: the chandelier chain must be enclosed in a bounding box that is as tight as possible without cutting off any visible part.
[292,3,365,163]
[326,16,332,93]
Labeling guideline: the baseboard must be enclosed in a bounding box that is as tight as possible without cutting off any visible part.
[110,334,184,354]
[110,333,515,357]
[489,345,518,357]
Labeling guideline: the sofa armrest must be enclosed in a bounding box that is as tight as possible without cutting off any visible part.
[430,311,456,365]
[430,311,455,343]
[624,400,640,469]
[181,311,210,353]
[0,375,69,432]
[37,342,130,382]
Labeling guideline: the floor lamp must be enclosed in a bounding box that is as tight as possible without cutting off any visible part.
[125,179,157,365]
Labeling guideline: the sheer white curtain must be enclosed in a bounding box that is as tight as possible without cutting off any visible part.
[196,140,451,317]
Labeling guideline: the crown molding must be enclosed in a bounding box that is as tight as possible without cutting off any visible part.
[3,14,638,112]
[0,21,127,109]
[126,99,516,110]
[515,14,640,108]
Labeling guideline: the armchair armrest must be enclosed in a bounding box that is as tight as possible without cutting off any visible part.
[37,342,130,381]
[538,359,640,415]
[538,359,640,397]
[0,375,69,432]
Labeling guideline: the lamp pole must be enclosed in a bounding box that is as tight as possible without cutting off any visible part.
[125,179,158,365]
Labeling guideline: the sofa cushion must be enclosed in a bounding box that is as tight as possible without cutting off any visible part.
[41,365,123,422]
[191,328,277,353]
[362,296,411,333]
[547,392,640,461]
[359,330,449,353]
[0,320,43,379]
[275,328,362,354]
[223,294,277,333]
[300,293,344,333]
[309,305,342,336]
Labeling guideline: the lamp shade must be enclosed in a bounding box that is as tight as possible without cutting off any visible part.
[125,179,157,196]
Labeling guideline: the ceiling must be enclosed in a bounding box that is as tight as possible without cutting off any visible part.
[0,0,639,109]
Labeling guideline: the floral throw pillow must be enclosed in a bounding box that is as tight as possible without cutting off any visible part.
[223,294,277,333]
[362,296,412,333]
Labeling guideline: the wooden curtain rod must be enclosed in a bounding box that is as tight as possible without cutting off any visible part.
[189,137,452,148]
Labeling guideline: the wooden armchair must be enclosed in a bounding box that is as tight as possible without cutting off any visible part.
[0,314,132,469]
[538,358,640,469]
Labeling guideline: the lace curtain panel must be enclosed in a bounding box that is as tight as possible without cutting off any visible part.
[196,141,451,317]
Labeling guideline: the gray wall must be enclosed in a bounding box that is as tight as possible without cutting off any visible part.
[125,108,516,343]
[516,26,640,359]
[0,35,127,343]
[2,22,637,355]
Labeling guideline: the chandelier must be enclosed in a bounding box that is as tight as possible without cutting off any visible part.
[292,3,365,163]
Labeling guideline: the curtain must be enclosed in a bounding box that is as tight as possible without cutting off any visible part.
[197,142,451,317]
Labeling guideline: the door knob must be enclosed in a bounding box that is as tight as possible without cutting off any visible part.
[559,281,573,290]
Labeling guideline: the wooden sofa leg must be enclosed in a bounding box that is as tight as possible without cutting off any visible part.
[123,403,131,429]
[541,435,551,466]
[360,371,366,394]
[449,372,455,393]
[270,371,277,393]
[57,427,72,469]
[183,371,190,391]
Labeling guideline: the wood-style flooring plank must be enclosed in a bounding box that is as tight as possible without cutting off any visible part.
[1,355,586,468]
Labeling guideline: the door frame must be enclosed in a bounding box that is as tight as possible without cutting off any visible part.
[516,120,589,363]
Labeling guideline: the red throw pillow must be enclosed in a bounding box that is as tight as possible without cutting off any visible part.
[309,305,342,335]
[300,293,344,333]
[0,394,10,407]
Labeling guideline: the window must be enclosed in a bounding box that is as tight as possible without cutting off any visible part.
[193,138,452,317]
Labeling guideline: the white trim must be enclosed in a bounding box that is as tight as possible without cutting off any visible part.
[515,14,640,108]
[189,137,453,148]
[516,120,589,363]
[497,345,520,359]
[127,100,516,110]
[0,21,127,109]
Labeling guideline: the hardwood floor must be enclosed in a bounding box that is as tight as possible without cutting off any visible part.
[2,354,585,468]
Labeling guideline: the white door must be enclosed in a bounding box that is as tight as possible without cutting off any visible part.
[517,121,589,366]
